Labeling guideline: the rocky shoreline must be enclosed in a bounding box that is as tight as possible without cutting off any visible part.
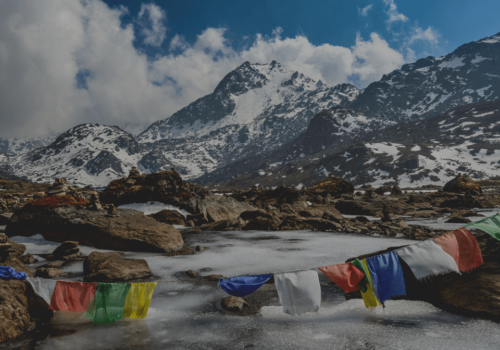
[1,169,499,343]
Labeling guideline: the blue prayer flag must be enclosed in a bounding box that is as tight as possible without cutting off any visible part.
[219,274,273,297]
[366,251,406,304]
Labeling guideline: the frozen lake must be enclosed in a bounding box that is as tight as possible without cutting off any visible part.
[3,202,500,349]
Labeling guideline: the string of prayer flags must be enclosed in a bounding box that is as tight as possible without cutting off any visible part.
[0,266,28,281]
[86,283,131,323]
[359,259,382,309]
[397,239,461,281]
[27,277,57,305]
[49,281,97,312]
[351,259,370,292]
[274,270,321,316]
[219,274,272,297]
[434,228,483,273]
[366,251,406,304]
[464,213,500,241]
[318,262,365,293]
[123,283,157,319]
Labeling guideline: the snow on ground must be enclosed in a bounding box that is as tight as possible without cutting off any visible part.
[8,227,500,349]
[117,202,190,217]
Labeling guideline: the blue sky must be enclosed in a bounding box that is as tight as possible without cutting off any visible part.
[103,0,500,61]
[1,0,499,138]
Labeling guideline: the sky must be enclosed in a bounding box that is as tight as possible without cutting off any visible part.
[0,0,499,139]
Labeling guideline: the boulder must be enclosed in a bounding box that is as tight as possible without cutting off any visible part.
[84,251,151,282]
[220,296,259,316]
[0,213,13,225]
[240,209,272,221]
[374,185,392,195]
[6,205,184,253]
[347,231,500,321]
[100,169,256,223]
[445,216,471,223]
[335,199,409,216]
[148,209,186,226]
[301,218,342,231]
[0,258,51,343]
[242,218,278,231]
[35,267,67,278]
[308,175,354,197]
[164,247,194,256]
[443,174,481,194]
[201,219,241,231]
[51,241,81,261]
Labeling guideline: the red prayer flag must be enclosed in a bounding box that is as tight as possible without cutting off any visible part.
[49,281,97,312]
[434,228,483,273]
[318,262,365,293]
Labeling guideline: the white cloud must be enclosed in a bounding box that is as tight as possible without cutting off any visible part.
[383,0,408,24]
[0,0,405,139]
[358,4,373,17]
[138,3,166,46]
[407,26,440,45]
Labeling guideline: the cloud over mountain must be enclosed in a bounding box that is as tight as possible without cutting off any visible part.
[0,0,405,138]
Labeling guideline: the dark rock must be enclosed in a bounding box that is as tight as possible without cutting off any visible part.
[242,218,278,231]
[0,213,13,225]
[203,274,224,282]
[164,247,194,256]
[21,253,35,265]
[201,219,239,231]
[347,231,500,321]
[6,205,184,253]
[84,251,151,282]
[186,270,198,278]
[35,267,67,278]
[308,175,354,197]
[195,245,204,252]
[148,209,186,226]
[240,209,272,221]
[443,174,482,194]
[220,296,259,316]
[445,216,471,223]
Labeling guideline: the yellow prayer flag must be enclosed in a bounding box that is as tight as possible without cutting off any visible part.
[360,260,382,310]
[123,282,157,319]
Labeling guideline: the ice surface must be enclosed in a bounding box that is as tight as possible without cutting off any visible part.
[6,227,500,349]
[117,202,190,217]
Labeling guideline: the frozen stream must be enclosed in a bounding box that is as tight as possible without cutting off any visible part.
[2,203,500,349]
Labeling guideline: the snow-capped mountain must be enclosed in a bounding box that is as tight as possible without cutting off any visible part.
[350,32,500,122]
[207,100,500,189]
[138,61,361,178]
[0,136,55,155]
[195,106,387,185]
[1,124,174,187]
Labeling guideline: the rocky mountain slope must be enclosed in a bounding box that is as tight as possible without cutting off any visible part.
[137,61,361,178]
[203,100,500,189]
[0,136,54,156]
[1,124,174,187]
[1,32,500,188]
[350,32,500,122]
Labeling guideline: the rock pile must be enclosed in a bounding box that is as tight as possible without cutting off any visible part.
[45,178,69,197]
[88,192,103,211]
[51,241,81,261]
[443,173,482,194]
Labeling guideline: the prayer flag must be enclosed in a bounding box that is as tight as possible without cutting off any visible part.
[123,283,157,319]
[434,228,483,273]
[318,262,365,293]
[49,281,97,312]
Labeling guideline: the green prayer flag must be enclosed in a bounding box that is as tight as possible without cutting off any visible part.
[464,213,500,241]
[85,283,131,323]
[351,258,370,293]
